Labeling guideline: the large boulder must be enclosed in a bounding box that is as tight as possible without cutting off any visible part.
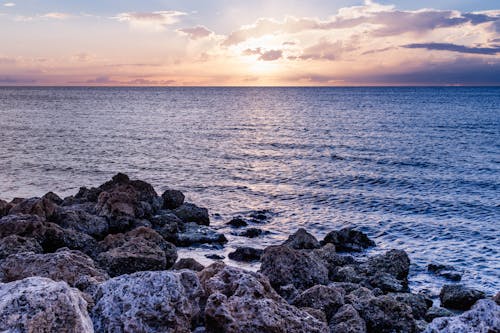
[0,199,10,217]
[424,299,499,333]
[95,173,161,220]
[329,304,367,333]
[8,197,58,220]
[172,258,205,272]
[174,222,227,246]
[389,292,433,320]
[0,249,108,289]
[98,227,177,277]
[439,284,485,310]
[283,228,321,250]
[162,189,185,209]
[357,295,417,333]
[259,245,328,291]
[228,247,263,262]
[311,244,357,280]
[322,228,375,252]
[150,211,182,241]
[0,214,98,256]
[173,203,210,225]
[92,270,203,333]
[200,263,328,333]
[0,277,93,332]
[53,203,109,239]
[0,235,43,260]
[291,285,345,320]
[365,249,410,281]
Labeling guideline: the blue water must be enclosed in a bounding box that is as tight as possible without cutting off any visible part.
[0,87,499,295]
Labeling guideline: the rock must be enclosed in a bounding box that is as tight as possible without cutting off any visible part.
[227,217,248,227]
[259,245,328,291]
[302,307,328,324]
[329,304,367,333]
[200,263,328,333]
[283,228,321,250]
[0,199,11,217]
[329,282,364,294]
[93,270,203,333]
[0,277,93,332]
[425,307,454,322]
[366,249,410,281]
[98,227,177,277]
[248,210,272,223]
[439,284,485,310]
[0,235,42,260]
[330,265,363,284]
[95,173,161,220]
[292,285,345,320]
[173,203,210,225]
[368,272,406,292]
[43,191,63,205]
[311,244,357,280]
[424,299,500,332]
[174,222,227,246]
[0,249,108,289]
[322,227,375,252]
[172,258,205,271]
[428,263,462,281]
[277,284,300,303]
[54,203,109,239]
[228,247,263,262]
[389,293,433,320]
[205,254,225,260]
[150,211,182,241]
[8,197,58,220]
[358,295,417,333]
[494,292,500,305]
[0,214,98,256]
[239,227,264,238]
[74,186,102,203]
[161,188,185,209]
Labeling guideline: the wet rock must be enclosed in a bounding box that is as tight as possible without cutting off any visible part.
[283,228,321,250]
[93,270,203,333]
[389,292,433,320]
[248,210,272,223]
[0,277,93,332]
[0,235,43,260]
[365,249,410,281]
[228,247,263,262]
[329,304,367,333]
[173,203,210,225]
[172,258,205,271]
[53,203,109,239]
[439,284,485,310]
[428,263,462,281]
[96,173,161,220]
[8,197,58,220]
[424,299,499,332]
[98,227,177,277]
[205,254,225,260]
[292,285,345,320]
[311,243,357,280]
[259,245,328,291]
[322,227,375,252]
[368,272,406,292]
[200,263,328,333]
[0,249,108,289]
[150,210,182,238]
[494,292,500,305]
[174,222,227,246]
[161,188,185,209]
[42,191,63,205]
[358,295,417,333]
[239,227,264,238]
[425,307,454,322]
[226,217,248,228]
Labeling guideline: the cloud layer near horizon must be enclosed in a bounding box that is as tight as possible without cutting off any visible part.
[0,0,499,85]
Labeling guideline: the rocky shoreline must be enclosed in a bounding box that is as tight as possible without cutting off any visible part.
[0,173,498,332]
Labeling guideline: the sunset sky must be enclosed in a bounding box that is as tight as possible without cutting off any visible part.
[1,0,499,86]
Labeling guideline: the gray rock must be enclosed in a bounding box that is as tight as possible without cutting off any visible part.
[428,263,462,281]
[205,254,225,260]
[172,258,205,271]
[283,228,321,250]
[440,284,485,310]
[0,235,42,260]
[424,299,499,333]
[8,197,58,220]
[368,272,406,292]
[322,227,375,252]
[259,245,328,291]
[0,199,10,217]
[494,292,500,305]
[389,292,433,320]
[425,307,454,322]
[54,203,109,239]
[311,243,357,279]
[292,285,345,320]
[150,210,182,241]
[174,222,227,246]
[228,247,263,262]
[0,277,93,332]
[93,270,203,333]
[200,263,328,333]
[161,189,185,209]
[329,304,367,333]
[173,203,210,225]
[42,191,63,205]
[226,217,248,228]
[357,295,417,333]
[239,227,264,238]
[365,249,410,281]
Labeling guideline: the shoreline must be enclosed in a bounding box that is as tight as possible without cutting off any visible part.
[0,173,498,332]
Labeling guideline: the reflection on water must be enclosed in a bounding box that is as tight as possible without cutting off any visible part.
[0,87,499,294]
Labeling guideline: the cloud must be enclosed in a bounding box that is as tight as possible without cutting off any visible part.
[0,56,16,64]
[85,76,118,84]
[0,76,36,84]
[242,48,262,56]
[296,40,355,61]
[3,2,15,7]
[42,12,71,20]
[125,78,176,85]
[115,11,186,31]
[404,43,500,55]
[178,25,213,40]
[259,50,283,61]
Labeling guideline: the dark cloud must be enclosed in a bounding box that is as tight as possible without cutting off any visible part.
[85,76,117,84]
[0,76,36,84]
[404,43,500,55]
[178,26,213,40]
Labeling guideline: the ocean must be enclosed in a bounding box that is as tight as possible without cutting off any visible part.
[0,87,498,295]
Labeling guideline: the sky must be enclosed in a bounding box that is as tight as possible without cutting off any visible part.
[0,0,499,86]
